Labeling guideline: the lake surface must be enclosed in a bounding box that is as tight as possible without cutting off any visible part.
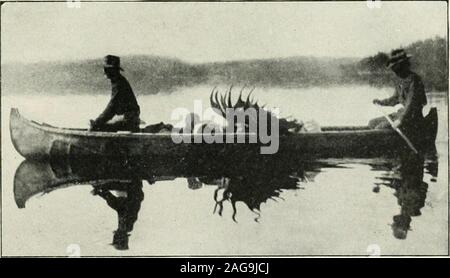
[1,85,448,256]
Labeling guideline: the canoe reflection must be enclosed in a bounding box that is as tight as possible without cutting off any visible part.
[13,151,438,250]
[14,154,324,250]
[372,153,438,240]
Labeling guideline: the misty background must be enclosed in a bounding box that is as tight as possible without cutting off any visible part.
[2,36,448,94]
[1,2,447,95]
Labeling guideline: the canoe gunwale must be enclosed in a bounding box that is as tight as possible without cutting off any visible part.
[11,108,390,139]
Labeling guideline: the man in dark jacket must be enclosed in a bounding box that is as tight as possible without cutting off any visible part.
[90,55,141,132]
[369,49,427,132]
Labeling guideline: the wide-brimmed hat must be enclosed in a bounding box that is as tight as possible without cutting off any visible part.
[386,49,412,69]
[103,55,124,71]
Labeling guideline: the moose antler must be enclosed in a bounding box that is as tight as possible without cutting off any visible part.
[209,86,304,134]
[210,86,261,113]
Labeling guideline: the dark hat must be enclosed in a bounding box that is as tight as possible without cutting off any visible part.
[386,49,412,69]
[104,55,124,71]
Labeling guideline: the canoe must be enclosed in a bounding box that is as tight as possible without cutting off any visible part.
[9,108,438,160]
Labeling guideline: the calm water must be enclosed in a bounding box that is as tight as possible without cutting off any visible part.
[1,85,448,256]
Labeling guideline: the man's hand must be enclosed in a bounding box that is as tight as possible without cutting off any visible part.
[392,119,401,129]
[373,99,382,105]
[91,188,102,196]
[89,119,98,131]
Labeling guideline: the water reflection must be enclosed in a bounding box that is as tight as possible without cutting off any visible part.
[211,159,324,222]
[13,150,438,250]
[91,180,144,250]
[13,153,325,250]
[371,153,438,240]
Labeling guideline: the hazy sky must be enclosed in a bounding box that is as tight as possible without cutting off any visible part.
[1,1,447,64]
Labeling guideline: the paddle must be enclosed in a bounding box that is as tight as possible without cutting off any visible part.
[374,104,419,154]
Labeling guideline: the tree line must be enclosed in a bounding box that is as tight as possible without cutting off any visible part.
[2,37,447,94]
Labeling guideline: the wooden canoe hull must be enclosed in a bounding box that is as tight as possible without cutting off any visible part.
[9,108,437,160]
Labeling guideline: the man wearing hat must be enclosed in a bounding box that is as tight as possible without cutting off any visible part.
[369,49,427,132]
[90,55,141,132]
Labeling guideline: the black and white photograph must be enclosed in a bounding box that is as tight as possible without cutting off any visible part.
[0,0,448,258]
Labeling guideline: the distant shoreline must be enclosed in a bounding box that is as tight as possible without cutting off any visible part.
[2,37,447,95]
[1,85,447,97]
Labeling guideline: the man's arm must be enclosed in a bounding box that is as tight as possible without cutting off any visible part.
[92,94,118,128]
[373,88,399,106]
[94,189,122,210]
